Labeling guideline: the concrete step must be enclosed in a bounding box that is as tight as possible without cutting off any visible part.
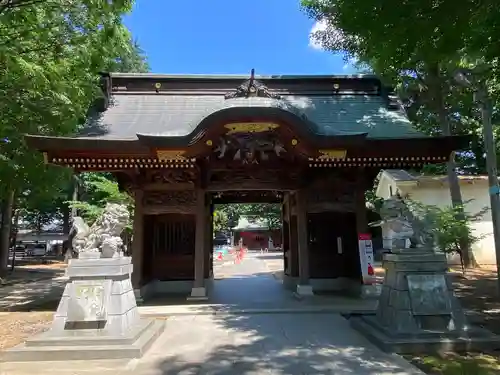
[0,319,165,362]
[25,319,154,347]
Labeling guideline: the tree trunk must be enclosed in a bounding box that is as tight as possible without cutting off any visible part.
[10,208,19,272]
[429,64,477,268]
[0,190,15,277]
[64,174,80,263]
[62,204,70,235]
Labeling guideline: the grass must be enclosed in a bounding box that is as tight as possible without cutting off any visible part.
[407,353,500,375]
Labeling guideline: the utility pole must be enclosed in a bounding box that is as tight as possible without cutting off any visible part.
[455,68,500,294]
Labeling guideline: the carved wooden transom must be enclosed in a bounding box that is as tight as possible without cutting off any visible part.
[212,132,287,164]
[144,169,196,184]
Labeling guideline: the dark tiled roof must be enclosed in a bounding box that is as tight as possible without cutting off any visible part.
[79,93,423,140]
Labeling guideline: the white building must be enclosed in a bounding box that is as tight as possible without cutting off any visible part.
[376,170,494,265]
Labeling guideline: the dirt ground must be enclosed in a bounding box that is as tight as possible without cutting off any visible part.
[0,310,54,350]
[0,263,65,350]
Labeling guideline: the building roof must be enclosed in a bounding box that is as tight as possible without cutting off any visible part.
[24,72,472,170]
[80,92,419,141]
[379,169,418,182]
[30,73,422,144]
[376,169,494,197]
[233,216,269,231]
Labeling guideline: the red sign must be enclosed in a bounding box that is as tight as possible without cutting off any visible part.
[358,233,371,241]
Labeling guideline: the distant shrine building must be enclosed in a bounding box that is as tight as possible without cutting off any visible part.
[26,71,469,298]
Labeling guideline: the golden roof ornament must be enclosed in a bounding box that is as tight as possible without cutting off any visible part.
[224,69,282,100]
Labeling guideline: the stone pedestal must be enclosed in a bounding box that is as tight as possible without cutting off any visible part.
[350,249,500,353]
[296,284,314,296]
[188,286,208,301]
[1,254,164,362]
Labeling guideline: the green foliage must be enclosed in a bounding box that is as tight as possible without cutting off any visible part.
[214,204,246,230]
[301,0,500,174]
[0,0,137,196]
[68,173,133,228]
[214,203,282,232]
[213,209,228,234]
[406,199,488,263]
[365,176,384,212]
[0,0,149,234]
[242,204,282,230]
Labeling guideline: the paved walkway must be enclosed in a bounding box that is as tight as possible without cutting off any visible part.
[210,251,291,306]
[4,313,424,375]
[131,313,423,375]
[140,252,377,316]
[1,252,424,374]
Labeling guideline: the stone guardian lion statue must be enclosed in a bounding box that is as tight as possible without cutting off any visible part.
[69,203,130,258]
[370,194,434,250]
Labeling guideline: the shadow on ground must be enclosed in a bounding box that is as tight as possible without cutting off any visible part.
[451,269,500,336]
[141,270,292,309]
[0,268,66,313]
[1,267,64,286]
[147,312,421,375]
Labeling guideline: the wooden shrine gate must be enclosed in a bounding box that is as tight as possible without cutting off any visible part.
[25,71,470,299]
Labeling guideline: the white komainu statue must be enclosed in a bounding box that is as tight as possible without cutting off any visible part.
[370,194,434,250]
[70,203,130,258]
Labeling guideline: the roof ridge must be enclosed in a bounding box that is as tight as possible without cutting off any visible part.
[105,72,380,80]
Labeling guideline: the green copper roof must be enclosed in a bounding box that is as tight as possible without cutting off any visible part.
[81,93,421,140]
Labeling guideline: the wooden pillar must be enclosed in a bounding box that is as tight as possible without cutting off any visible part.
[190,188,207,298]
[204,199,213,278]
[288,194,299,277]
[296,189,313,295]
[355,169,367,280]
[131,189,144,289]
[282,198,290,275]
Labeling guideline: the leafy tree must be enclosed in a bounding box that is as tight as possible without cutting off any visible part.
[214,204,245,230]
[0,0,137,275]
[69,173,133,226]
[213,209,228,234]
[407,199,489,272]
[301,0,500,267]
[214,203,283,232]
[241,204,282,230]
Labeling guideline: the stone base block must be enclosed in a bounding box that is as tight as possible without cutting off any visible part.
[187,287,208,301]
[350,314,500,354]
[360,284,382,299]
[0,319,164,362]
[296,284,314,296]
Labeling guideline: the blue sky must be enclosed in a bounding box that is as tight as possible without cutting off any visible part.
[123,0,353,75]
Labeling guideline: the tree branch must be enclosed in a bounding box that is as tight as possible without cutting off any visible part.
[0,0,48,15]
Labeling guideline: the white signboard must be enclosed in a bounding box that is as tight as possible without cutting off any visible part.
[358,233,375,285]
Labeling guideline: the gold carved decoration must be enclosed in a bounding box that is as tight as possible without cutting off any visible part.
[156,150,186,161]
[206,139,213,146]
[318,149,347,160]
[224,122,279,134]
[291,139,298,146]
